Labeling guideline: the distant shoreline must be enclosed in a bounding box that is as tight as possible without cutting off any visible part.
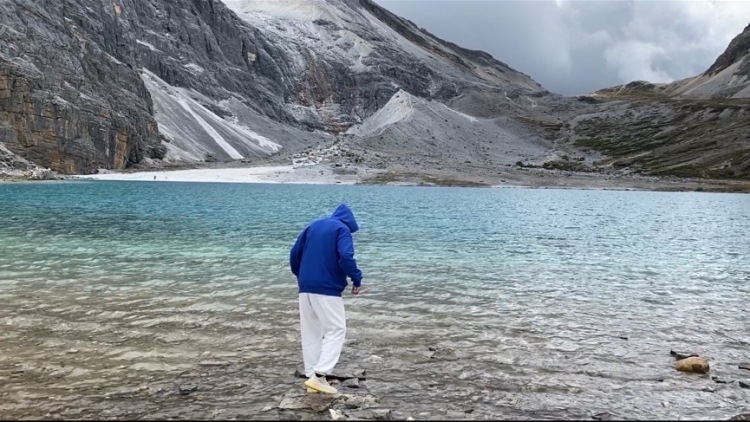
[4,161,749,194]
[62,162,750,194]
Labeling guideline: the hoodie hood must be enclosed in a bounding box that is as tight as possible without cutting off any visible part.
[331,204,359,233]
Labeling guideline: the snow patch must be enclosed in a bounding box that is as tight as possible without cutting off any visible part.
[174,96,244,160]
[140,69,283,162]
[136,39,159,52]
[105,53,122,65]
[346,90,414,137]
[439,103,478,122]
[183,62,204,74]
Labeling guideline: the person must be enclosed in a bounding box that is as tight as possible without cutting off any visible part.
[290,203,363,395]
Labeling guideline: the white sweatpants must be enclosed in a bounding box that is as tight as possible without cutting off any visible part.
[299,293,346,377]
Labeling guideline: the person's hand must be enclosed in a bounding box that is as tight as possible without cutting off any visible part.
[352,286,362,295]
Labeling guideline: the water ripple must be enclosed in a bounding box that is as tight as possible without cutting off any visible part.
[1,182,749,419]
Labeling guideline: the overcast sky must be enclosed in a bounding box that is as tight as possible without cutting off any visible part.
[375,0,750,95]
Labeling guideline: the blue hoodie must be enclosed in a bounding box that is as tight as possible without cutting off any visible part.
[290,204,363,297]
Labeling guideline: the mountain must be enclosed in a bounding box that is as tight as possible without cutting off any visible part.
[0,0,568,176]
[0,0,747,185]
[558,23,750,180]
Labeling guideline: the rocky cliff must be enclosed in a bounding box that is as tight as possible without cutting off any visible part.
[1,0,564,175]
[0,0,165,174]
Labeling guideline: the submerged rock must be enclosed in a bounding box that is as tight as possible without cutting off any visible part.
[730,414,750,421]
[293,364,366,381]
[675,356,710,374]
[592,411,614,420]
[428,346,458,361]
[739,363,750,371]
[670,350,699,360]
[342,377,360,389]
[739,381,749,389]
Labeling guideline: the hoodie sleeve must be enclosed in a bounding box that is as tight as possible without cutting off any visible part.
[290,227,308,278]
[337,228,362,287]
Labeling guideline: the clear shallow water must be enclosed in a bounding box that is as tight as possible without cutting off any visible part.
[1,181,749,420]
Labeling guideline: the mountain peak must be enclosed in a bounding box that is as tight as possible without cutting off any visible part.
[704,22,750,76]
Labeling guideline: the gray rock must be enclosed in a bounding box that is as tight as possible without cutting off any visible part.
[739,364,750,372]
[278,390,337,413]
[739,381,749,389]
[339,393,379,409]
[344,408,392,420]
[176,384,198,395]
[730,414,750,421]
[342,378,360,389]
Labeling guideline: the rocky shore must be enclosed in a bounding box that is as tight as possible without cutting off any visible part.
[72,158,750,194]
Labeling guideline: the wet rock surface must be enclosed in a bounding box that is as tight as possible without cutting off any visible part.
[1,268,749,420]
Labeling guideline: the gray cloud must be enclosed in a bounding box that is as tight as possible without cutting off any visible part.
[375,0,750,95]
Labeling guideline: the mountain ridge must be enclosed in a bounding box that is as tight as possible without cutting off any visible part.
[0,0,748,185]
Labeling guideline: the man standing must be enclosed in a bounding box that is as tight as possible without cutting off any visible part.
[290,203,363,395]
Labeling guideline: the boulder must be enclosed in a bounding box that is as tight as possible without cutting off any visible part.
[675,356,709,374]
[278,390,337,413]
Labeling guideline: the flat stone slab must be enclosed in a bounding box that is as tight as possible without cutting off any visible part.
[278,390,337,413]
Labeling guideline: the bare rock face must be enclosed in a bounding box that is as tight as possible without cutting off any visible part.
[675,356,710,374]
[705,23,750,77]
[1,0,560,174]
[0,0,163,174]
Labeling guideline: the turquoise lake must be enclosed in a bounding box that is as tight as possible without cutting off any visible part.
[1,181,749,419]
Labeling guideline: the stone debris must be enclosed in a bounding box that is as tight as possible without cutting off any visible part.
[281,365,389,419]
[276,389,390,420]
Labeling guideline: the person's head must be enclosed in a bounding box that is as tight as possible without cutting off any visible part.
[331,203,359,233]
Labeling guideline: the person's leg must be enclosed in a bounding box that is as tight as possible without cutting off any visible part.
[299,293,322,378]
[309,294,346,376]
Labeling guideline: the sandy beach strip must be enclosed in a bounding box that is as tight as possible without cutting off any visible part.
[72,165,362,185]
